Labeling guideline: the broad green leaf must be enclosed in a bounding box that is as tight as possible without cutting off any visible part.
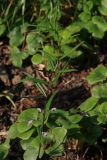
[58,23,80,45]
[31,54,44,64]
[84,1,93,12]
[8,123,19,139]
[33,114,43,127]
[56,117,72,129]
[97,114,107,124]
[69,114,82,123]
[52,127,67,145]
[98,5,107,16]
[61,45,82,59]
[8,26,24,46]
[24,147,39,160]
[86,21,104,38]
[50,109,69,118]
[21,51,29,60]
[23,136,44,160]
[66,23,81,35]
[92,16,107,32]
[19,128,35,140]
[21,138,34,150]
[98,102,107,114]
[101,0,107,7]
[86,65,107,85]
[10,46,22,67]
[46,127,66,155]
[43,45,54,55]
[26,32,42,52]
[92,83,107,98]
[69,108,79,114]
[18,108,38,122]
[79,12,91,22]
[17,121,33,133]
[88,107,100,117]
[80,97,98,112]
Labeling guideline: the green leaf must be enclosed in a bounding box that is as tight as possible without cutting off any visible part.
[46,127,66,155]
[52,127,67,145]
[50,109,69,118]
[17,121,33,133]
[98,5,107,16]
[26,32,42,53]
[31,54,44,64]
[98,0,107,16]
[8,123,19,139]
[23,136,44,160]
[56,117,71,129]
[80,97,98,112]
[8,26,24,46]
[92,16,107,32]
[19,128,35,140]
[84,1,93,12]
[0,140,10,160]
[24,147,39,160]
[58,23,80,45]
[79,12,91,22]
[98,102,107,114]
[43,45,55,55]
[97,114,107,124]
[0,24,6,36]
[101,0,107,7]
[18,108,38,122]
[21,51,29,60]
[33,113,43,127]
[10,46,22,67]
[66,23,81,35]
[86,21,104,38]
[61,45,82,59]
[86,65,107,85]
[21,138,34,150]
[92,83,107,98]
[69,114,82,123]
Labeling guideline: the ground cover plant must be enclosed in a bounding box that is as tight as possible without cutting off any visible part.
[1,0,107,160]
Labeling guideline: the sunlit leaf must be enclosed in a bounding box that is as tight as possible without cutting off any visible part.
[80,97,98,112]
[86,65,107,85]
[18,108,38,122]
[31,54,44,64]
[92,83,107,98]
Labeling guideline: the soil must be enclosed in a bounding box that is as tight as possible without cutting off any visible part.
[0,43,107,160]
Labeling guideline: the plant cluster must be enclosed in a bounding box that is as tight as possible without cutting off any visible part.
[1,0,107,160]
[2,64,107,160]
